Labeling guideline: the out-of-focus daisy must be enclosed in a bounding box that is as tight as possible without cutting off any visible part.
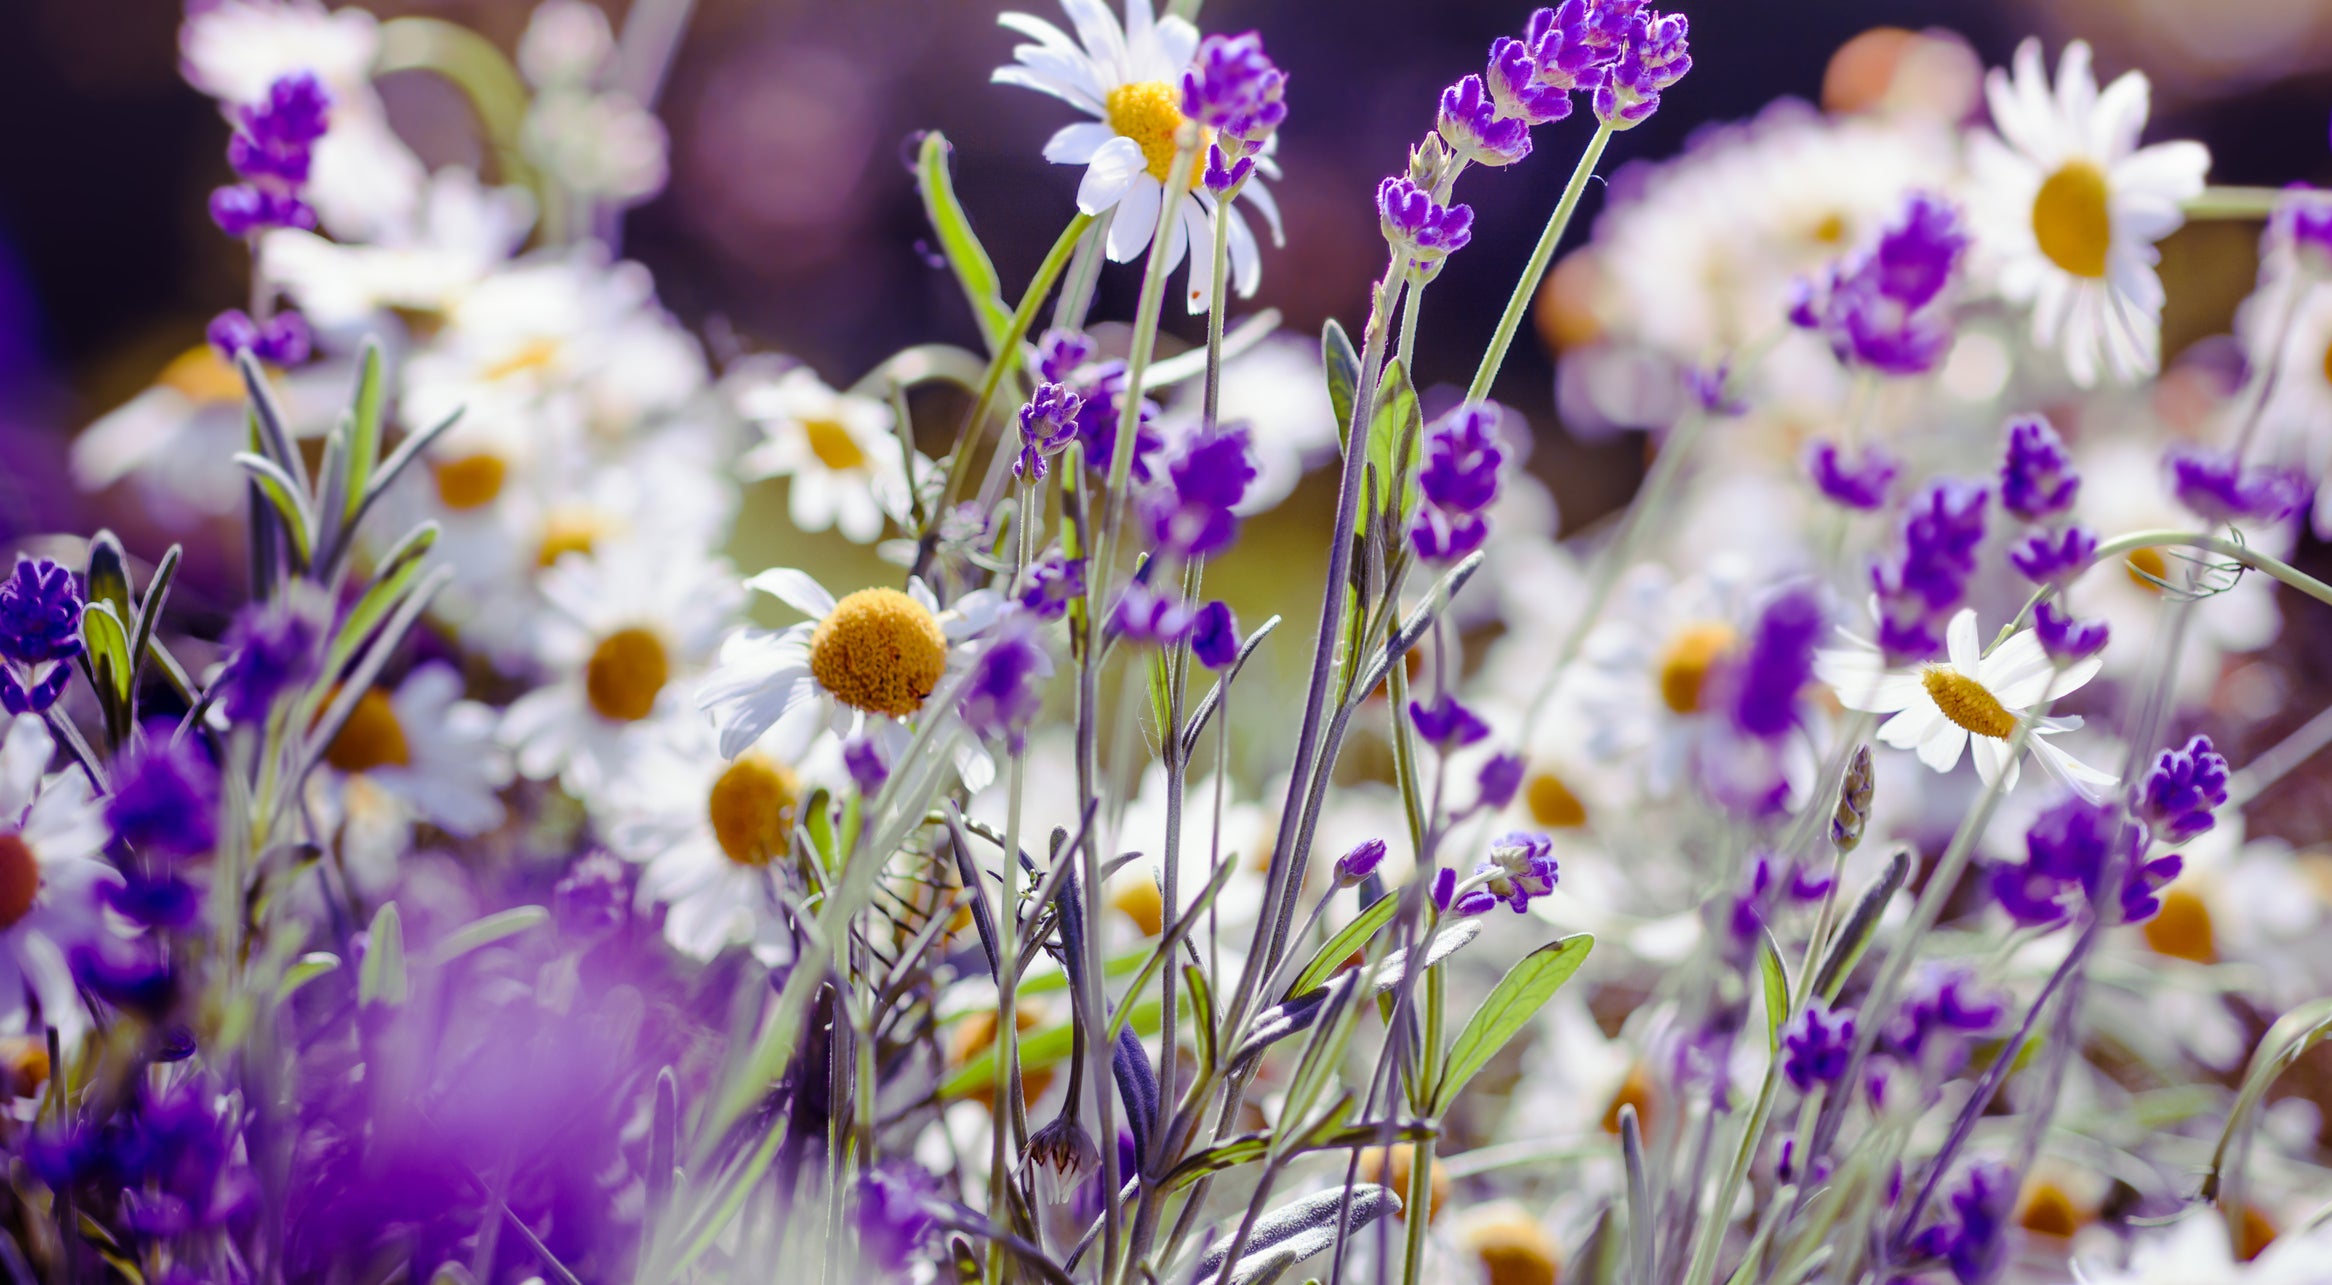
[2238,245,2332,538]
[1816,608,2112,797]
[72,346,342,522]
[2071,1210,2332,1283]
[0,715,115,1033]
[697,569,1002,793]
[179,0,427,243]
[994,0,1282,312]
[733,365,919,544]
[602,721,826,963]
[1967,39,2208,387]
[501,541,742,795]
[262,167,537,329]
[309,664,512,891]
[1571,560,1755,798]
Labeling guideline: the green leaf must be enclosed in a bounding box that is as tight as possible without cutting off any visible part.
[359,902,408,1008]
[1816,845,1910,1002]
[84,531,132,625]
[328,529,438,674]
[2204,997,2332,1203]
[276,952,341,1001]
[915,132,1012,355]
[80,601,132,708]
[1759,929,1790,1054]
[1324,318,1360,447]
[1365,358,1422,526]
[346,339,386,517]
[939,997,1164,1098]
[425,906,549,966]
[374,18,536,200]
[1285,892,1398,1000]
[235,452,315,563]
[1434,933,1593,1112]
[127,545,183,704]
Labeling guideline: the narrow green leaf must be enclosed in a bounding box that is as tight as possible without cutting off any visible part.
[80,601,131,708]
[346,339,386,516]
[276,952,341,1001]
[84,531,132,625]
[1324,318,1360,448]
[426,906,549,966]
[1435,933,1594,1112]
[1816,845,1910,1002]
[915,132,1012,354]
[328,531,437,674]
[1759,929,1790,1054]
[127,545,182,702]
[344,407,462,548]
[359,902,408,1008]
[235,453,315,563]
[1365,358,1422,526]
[2204,997,2332,1202]
[1285,893,1398,1000]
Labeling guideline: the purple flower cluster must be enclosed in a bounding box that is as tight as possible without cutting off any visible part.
[1805,439,1896,511]
[1189,599,1240,669]
[959,618,1049,751]
[856,1166,940,1273]
[844,734,889,795]
[1012,382,1083,482]
[1018,551,1086,621]
[2034,600,2108,664]
[2136,734,2229,845]
[210,72,330,239]
[1474,751,1526,812]
[1885,965,2006,1064]
[0,557,82,715]
[1111,582,1192,646]
[2273,186,2332,271]
[1593,5,1691,129]
[105,731,222,860]
[1439,74,1533,169]
[1726,585,1821,742]
[1070,362,1164,487]
[1377,177,1474,266]
[1146,423,1257,560]
[2166,444,2310,527]
[1999,416,2077,521]
[1907,1159,2015,1285]
[215,590,330,727]
[1789,192,1967,375]
[1409,692,1490,750]
[206,307,312,368]
[1870,479,1987,663]
[1335,838,1387,886]
[1436,831,1559,916]
[1781,1003,1855,1093]
[1992,796,2179,929]
[1409,403,1504,563]
[1182,32,1287,194]
[1723,853,1830,957]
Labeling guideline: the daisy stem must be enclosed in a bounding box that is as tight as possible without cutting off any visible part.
[926,211,1096,567]
[1464,119,1614,405]
[2004,529,2332,637]
[2183,185,2287,220]
[1099,135,1204,600]
[1201,198,1233,429]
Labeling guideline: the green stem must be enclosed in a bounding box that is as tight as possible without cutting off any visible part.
[1099,141,1203,598]
[1465,120,1615,404]
[2183,185,2287,220]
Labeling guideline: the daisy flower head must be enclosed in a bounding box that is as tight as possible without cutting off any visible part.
[0,715,117,1034]
[995,0,1283,313]
[1969,39,2209,387]
[733,364,921,544]
[500,540,744,796]
[1816,607,2114,799]
[697,569,1005,794]
[310,664,512,891]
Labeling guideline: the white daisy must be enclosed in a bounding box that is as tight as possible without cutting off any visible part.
[0,716,117,1035]
[262,166,538,330]
[501,540,743,795]
[995,0,1282,313]
[1570,559,1756,798]
[178,0,428,244]
[2071,1210,2332,1283]
[696,569,1002,795]
[1815,608,2114,798]
[1968,39,2209,387]
[2237,241,2332,538]
[733,364,921,544]
[602,720,831,963]
[308,664,513,892]
[72,344,345,523]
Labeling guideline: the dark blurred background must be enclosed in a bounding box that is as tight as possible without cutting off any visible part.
[5,0,2331,530]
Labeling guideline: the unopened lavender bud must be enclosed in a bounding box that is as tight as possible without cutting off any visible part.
[1831,744,1873,852]
[1335,838,1387,886]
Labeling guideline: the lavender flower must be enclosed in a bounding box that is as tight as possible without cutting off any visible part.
[1871,479,1988,663]
[2136,734,2229,844]
[1806,440,1895,510]
[1034,328,1097,384]
[2273,186,2332,271]
[206,308,312,367]
[1411,403,1504,564]
[1781,1003,1855,1093]
[1521,1,1612,93]
[0,557,81,715]
[1146,424,1256,560]
[215,589,330,727]
[1189,599,1240,669]
[1019,552,1087,621]
[1908,1159,2015,1285]
[1409,505,1491,564]
[1484,34,1571,127]
[2121,853,2184,923]
[856,1166,939,1273]
[2008,524,2097,589]
[2001,795,2153,928]
[1791,193,1967,376]
[1439,75,1533,168]
[959,619,1050,752]
[1999,415,2078,521]
[844,734,889,795]
[1072,362,1164,485]
[1408,693,1490,750]
[1478,831,1560,913]
[2033,600,2109,664]
[1182,32,1287,193]
[2166,445,2309,525]
[106,731,221,859]
[1888,965,2007,1062]
[1475,751,1526,811]
[1335,838,1387,886]
[1592,8,1690,130]
[1377,177,1474,264]
[1111,583,1193,646]
[211,72,331,239]
[1013,382,1083,481]
[1726,585,1822,741]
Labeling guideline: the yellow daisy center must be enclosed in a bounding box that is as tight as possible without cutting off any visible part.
[1358,1144,1447,1224]
[2017,1180,2085,1238]
[945,1005,1052,1107]
[803,417,868,472]
[158,345,247,404]
[1602,1063,1656,1136]
[1809,210,1850,246]
[2124,545,2169,594]
[1461,1208,1561,1285]
[1921,666,2018,739]
[432,452,509,511]
[1106,80,1204,185]
[585,626,671,723]
[2141,885,2215,963]
[2031,161,2113,280]
[1111,876,1165,936]
[808,588,948,719]
[1525,771,1588,829]
[0,834,36,929]
[536,508,606,568]
[481,337,563,383]
[325,687,412,774]
[2320,336,2332,390]
[707,754,798,867]
[1656,622,1736,715]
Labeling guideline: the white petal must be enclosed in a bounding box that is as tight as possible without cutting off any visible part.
[0,715,53,819]
[1240,179,1285,247]
[1106,177,1163,261]
[1081,137,1149,220]
[1945,609,1981,671]
[1915,724,1968,774]
[1225,202,1262,298]
[1044,120,1119,166]
[744,568,836,620]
